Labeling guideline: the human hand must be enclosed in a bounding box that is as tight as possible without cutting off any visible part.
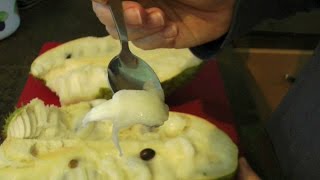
[92,0,235,49]
[237,157,261,180]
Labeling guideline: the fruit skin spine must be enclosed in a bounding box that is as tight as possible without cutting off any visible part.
[2,107,23,139]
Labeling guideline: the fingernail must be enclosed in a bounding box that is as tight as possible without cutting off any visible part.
[125,8,142,25]
[93,1,106,9]
[163,24,178,38]
[148,12,165,27]
[92,0,107,4]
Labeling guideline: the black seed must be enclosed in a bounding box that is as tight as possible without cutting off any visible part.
[65,53,72,59]
[0,22,5,31]
[68,159,79,168]
[140,148,156,161]
[30,145,38,157]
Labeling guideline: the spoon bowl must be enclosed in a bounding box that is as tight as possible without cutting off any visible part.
[108,54,162,93]
[107,0,163,96]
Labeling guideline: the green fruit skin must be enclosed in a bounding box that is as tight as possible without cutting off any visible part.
[162,63,203,97]
[2,107,23,139]
[97,87,113,100]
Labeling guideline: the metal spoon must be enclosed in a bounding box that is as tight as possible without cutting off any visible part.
[107,0,163,97]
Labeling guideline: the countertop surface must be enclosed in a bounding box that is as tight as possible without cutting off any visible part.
[0,0,106,121]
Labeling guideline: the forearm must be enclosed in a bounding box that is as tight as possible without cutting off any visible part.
[190,0,320,59]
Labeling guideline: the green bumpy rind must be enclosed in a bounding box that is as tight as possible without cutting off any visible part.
[97,87,113,100]
[162,63,203,97]
[2,107,23,139]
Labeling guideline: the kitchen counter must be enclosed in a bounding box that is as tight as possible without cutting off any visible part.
[0,0,106,122]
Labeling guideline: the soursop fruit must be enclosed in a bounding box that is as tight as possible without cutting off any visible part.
[0,98,238,180]
[30,36,202,105]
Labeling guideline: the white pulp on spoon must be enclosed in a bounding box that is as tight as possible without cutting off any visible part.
[81,89,169,155]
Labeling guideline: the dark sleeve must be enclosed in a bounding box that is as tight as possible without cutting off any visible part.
[190,0,320,60]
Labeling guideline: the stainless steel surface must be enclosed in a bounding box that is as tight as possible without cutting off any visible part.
[107,0,162,94]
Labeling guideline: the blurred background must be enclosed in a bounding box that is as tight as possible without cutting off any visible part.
[0,0,320,178]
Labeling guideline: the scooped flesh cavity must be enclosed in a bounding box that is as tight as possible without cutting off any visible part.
[81,89,169,154]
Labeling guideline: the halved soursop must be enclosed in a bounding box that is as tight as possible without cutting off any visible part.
[30,36,203,105]
[4,99,66,139]
[30,36,114,78]
[0,98,238,180]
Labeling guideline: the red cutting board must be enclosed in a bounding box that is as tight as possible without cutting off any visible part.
[17,43,239,146]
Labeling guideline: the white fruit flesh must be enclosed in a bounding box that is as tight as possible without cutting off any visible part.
[20,110,31,138]
[26,108,37,138]
[82,89,169,154]
[0,114,237,180]
[46,64,109,105]
[1,99,238,180]
[6,99,67,139]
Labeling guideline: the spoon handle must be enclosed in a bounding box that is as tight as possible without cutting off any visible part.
[108,0,129,43]
[108,0,137,65]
